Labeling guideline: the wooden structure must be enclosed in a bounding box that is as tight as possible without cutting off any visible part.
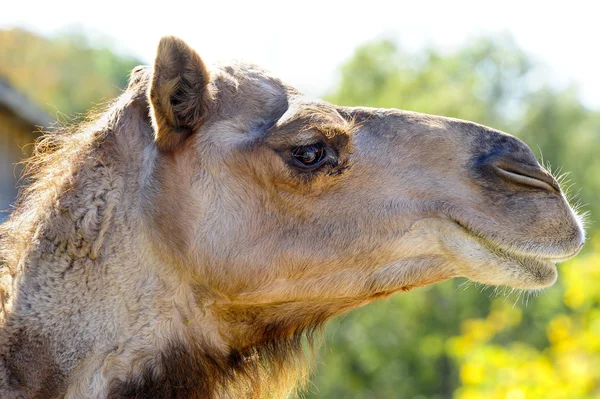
[0,78,51,221]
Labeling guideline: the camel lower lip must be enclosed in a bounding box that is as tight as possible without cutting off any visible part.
[460,230,560,288]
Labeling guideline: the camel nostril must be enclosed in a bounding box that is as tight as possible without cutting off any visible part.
[494,160,561,194]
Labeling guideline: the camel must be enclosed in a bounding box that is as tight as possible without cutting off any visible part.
[0,36,584,398]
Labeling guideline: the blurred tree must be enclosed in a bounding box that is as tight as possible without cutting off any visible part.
[0,28,140,118]
[306,36,599,399]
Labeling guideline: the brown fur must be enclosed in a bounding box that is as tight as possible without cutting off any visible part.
[150,36,212,152]
[0,36,584,398]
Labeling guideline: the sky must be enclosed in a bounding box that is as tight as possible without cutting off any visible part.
[3,0,599,107]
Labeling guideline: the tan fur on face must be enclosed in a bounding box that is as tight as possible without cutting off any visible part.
[0,36,584,398]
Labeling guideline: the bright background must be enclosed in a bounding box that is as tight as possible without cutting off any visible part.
[2,1,600,398]
[3,0,600,107]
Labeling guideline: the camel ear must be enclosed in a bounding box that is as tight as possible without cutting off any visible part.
[149,36,211,152]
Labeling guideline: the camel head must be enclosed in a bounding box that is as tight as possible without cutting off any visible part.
[144,36,584,343]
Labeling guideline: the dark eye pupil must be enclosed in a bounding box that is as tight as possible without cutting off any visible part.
[292,144,326,167]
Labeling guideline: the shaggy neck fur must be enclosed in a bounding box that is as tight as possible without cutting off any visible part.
[0,71,316,399]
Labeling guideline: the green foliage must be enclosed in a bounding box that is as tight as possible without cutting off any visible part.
[307,36,600,399]
[0,28,140,118]
[328,36,531,128]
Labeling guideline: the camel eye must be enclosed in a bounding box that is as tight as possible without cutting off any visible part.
[291,143,327,168]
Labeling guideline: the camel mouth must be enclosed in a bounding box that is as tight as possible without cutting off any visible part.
[478,233,583,264]
[451,215,583,262]
[446,219,583,289]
